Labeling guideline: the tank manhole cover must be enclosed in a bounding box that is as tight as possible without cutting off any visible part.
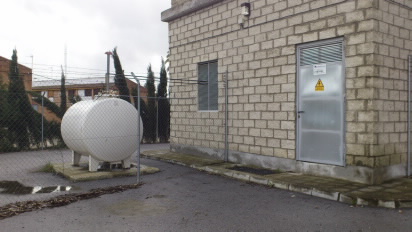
[228,166,280,175]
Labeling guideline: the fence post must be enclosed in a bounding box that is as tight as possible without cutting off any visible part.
[131,72,141,184]
[156,97,159,142]
[408,55,411,177]
[224,71,229,162]
[41,92,45,150]
[169,87,171,144]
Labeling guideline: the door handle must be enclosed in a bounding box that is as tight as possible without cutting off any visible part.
[298,111,305,113]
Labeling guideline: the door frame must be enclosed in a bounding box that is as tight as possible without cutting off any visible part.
[296,37,347,166]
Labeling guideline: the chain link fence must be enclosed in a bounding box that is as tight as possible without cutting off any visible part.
[0,86,170,206]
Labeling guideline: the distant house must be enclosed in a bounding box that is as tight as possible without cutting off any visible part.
[0,56,37,112]
[162,0,412,184]
[32,77,147,121]
[0,56,32,91]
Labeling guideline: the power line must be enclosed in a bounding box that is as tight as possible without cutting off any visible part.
[21,62,107,72]
[22,62,162,76]
[7,71,218,86]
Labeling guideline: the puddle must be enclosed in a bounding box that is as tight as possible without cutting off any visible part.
[0,181,72,195]
[228,166,281,175]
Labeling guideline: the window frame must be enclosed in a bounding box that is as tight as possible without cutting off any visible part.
[197,60,218,112]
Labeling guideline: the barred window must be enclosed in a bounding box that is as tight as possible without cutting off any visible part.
[198,61,218,111]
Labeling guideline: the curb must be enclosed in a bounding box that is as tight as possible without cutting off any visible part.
[142,152,407,209]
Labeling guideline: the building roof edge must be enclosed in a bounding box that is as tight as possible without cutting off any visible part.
[161,0,224,22]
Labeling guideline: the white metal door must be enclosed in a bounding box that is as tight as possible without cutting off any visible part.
[297,38,345,166]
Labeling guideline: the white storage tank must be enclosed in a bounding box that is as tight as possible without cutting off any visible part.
[61,97,143,171]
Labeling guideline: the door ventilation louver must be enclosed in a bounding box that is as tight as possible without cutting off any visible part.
[300,43,343,66]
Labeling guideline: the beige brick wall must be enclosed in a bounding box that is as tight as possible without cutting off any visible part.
[358,0,412,168]
[167,0,412,169]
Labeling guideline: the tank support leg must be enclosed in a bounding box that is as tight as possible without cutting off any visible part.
[72,151,81,166]
[122,157,132,169]
[89,156,99,172]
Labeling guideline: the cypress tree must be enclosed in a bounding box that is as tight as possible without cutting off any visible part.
[132,87,149,142]
[0,77,7,126]
[0,78,13,152]
[157,58,170,142]
[30,92,63,118]
[7,49,37,149]
[60,66,67,114]
[146,64,157,143]
[112,47,130,103]
[69,95,82,104]
[2,51,63,151]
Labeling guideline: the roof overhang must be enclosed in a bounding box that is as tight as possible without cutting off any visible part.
[161,0,225,22]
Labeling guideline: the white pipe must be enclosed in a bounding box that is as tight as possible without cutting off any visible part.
[131,72,141,183]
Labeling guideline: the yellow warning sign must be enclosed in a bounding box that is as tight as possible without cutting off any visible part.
[315,79,324,91]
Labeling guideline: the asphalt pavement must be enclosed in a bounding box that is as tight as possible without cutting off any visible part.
[0,144,170,206]
[1,151,411,232]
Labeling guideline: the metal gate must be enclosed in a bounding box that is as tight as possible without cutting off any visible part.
[296,38,345,166]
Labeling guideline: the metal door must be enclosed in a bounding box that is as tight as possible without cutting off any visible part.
[297,38,345,166]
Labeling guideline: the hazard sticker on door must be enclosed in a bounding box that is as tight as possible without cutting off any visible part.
[315,79,324,91]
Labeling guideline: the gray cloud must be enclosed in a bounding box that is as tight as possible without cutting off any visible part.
[0,0,170,79]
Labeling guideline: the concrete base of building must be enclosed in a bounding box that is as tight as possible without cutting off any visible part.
[170,143,407,185]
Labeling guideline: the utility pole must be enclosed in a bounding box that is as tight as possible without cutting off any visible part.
[64,45,68,78]
[105,51,113,92]
[29,55,34,78]
[30,55,33,71]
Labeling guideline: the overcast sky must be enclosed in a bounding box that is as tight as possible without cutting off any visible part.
[0,0,170,82]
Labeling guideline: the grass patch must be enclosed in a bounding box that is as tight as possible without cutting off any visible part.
[228,165,282,175]
[37,162,56,173]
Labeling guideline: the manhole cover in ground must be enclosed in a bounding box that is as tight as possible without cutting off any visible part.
[228,166,280,175]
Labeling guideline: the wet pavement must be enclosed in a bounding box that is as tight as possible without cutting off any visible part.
[1,156,411,231]
[142,149,412,209]
[1,144,412,231]
[0,144,169,206]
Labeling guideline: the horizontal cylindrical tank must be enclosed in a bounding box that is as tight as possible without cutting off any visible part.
[61,98,143,162]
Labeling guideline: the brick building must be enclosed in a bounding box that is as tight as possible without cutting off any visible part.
[0,56,32,91]
[0,56,38,116]
[32,77,146,121]
[162,0,412,184]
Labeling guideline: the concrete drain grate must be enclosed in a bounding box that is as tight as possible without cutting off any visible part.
[228,166,280,176]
